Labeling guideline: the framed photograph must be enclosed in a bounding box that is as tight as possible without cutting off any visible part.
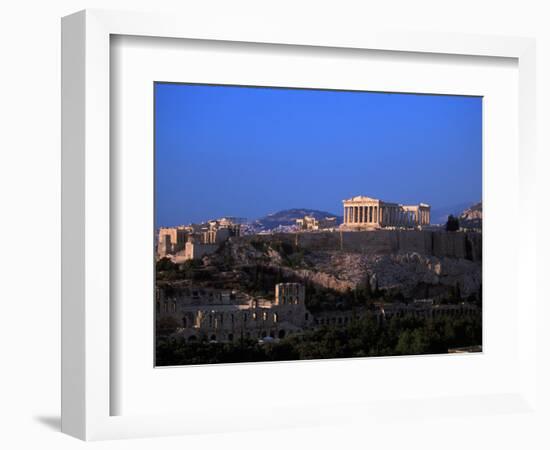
[153,82,483,366]
[62,9,538,440]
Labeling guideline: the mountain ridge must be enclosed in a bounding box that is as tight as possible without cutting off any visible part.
[254,208,342,230]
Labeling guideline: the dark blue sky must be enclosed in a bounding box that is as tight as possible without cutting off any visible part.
[155,83,482,227]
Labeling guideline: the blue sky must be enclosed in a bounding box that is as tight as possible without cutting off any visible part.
[155,83,482,227]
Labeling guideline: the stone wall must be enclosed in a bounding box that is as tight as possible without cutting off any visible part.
[241,230,482,261]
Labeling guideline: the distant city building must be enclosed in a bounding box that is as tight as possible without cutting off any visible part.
[341,196,430,230]
[157,226,193,258]
[296,215,337,231]
[157,218,241,262]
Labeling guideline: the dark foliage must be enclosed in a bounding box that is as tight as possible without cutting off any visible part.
[156,257,178,271]
[445,215,460,232]
[156,311,482,366]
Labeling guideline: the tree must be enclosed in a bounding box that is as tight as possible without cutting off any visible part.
[445,215,460,231]
[156,257,177,271]
[156,316,180,336]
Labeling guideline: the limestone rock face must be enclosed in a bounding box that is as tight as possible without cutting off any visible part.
[460,202,482,221]
[218,230,481,300]
[299,251,480,299]
[459,202,482,230]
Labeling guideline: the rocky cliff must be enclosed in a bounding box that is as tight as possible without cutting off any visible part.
[459,202,482,230]
[218,229,482,300]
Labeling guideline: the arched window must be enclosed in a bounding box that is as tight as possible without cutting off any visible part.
[278,330,286,339]
[156,302,160,314]
[273,313,278,323]
[182,317,188,328]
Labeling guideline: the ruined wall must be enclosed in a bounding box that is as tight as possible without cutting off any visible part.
[241,230,482,261]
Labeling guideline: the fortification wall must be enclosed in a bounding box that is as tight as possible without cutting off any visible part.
[242,230,482,261]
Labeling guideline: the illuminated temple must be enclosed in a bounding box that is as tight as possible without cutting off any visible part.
[342,196,430,229]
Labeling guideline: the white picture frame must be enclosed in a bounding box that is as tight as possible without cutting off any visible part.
[61,9,538,441]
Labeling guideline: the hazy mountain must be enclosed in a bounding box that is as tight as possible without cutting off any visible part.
[254,208,342,230]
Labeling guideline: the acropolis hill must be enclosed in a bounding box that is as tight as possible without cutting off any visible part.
[156,199,482,349]
[157,197,481,300]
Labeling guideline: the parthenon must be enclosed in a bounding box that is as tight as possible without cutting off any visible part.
[342,196,430,229]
